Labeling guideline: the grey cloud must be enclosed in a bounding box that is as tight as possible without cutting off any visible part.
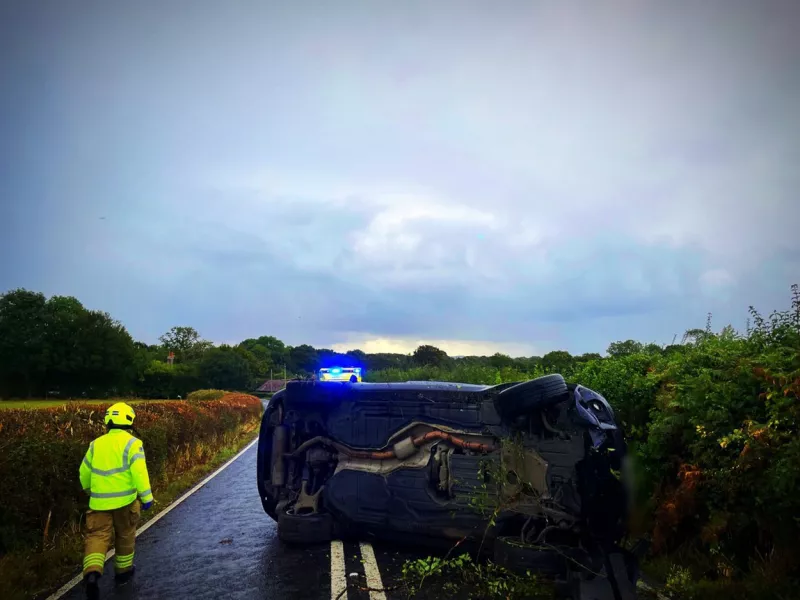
[1,0,798,355]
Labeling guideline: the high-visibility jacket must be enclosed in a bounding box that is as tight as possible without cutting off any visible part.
[79,429,155,511]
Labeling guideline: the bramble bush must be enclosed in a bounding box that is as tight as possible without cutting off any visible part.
[0,394,263,555]
[376,286,799,597]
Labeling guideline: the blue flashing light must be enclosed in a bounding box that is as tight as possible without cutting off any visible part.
[331,368,341,374]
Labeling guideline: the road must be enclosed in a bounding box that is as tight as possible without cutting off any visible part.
[59,441,433,600]
[54,438,658,600]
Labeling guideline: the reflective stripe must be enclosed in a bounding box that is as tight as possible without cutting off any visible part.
[84,553,106,568]
[121,437,137,467]
[84,553,105,562]
[91,465,130,476]
[84,559,105,567]
[129,452,145,464]
[115,553,134,566]
[89,437,138,476]
[138,488,152,498]
[82,456,92,469]
[90,489,136,499]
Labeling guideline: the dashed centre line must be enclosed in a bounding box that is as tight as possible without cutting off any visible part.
[330,540,387,600]
[330,540,348,600]
[359,542,388,600]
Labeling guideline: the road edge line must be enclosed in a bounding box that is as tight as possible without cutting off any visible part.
[359,542,387,600]
[46,436,259,600]
[330,540,348,600]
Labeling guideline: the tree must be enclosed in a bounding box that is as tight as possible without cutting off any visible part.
[0,289,136,397]
[413,345,448,367]
[63,308,136,396]
[199,345,254,390]
[158,326,212,361]
[237,339,273,377]
[513,356,542,372]
[606,340,644,357]
[489,352,515,370]
[43,295,89,394]
[241,335,287,368]
[0,289,48,397]
[346,349,367,368]
[233,345,265,386]
[541,350,573,373]
[287,344,318,374]
[364,352,411,371]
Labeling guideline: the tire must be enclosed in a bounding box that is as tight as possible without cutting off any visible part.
[495,374,569,418]
[257,402,283,520]
[256,416,275,518]
[277,509,333,545]
[493,536,566,577]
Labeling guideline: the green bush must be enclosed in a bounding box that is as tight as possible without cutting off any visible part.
[401,553,551,599]
[186,389,228,401]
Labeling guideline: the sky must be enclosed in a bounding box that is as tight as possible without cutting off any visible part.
[1,0,798,357]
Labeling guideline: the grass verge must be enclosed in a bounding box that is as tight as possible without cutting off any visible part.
[0,399,182,410]
[0,420,260,600]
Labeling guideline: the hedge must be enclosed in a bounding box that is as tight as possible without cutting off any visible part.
[0,394,262,555]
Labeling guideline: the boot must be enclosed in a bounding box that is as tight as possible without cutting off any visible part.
[84,572,100,600]
[115,566,135,586]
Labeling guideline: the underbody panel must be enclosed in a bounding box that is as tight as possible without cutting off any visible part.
[258,377,630,554]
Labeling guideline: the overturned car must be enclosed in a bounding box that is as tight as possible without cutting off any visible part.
[257,375,639,598]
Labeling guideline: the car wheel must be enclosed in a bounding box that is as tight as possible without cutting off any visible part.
[495,374,569,419]
[277,509,333,545]
[493,536,566,577]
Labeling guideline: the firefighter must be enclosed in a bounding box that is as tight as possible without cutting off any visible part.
[79,402,154,599]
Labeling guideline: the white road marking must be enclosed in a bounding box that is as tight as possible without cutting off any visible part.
[330,540,348,600]
[359,542,387,600]
[46,436,259,600]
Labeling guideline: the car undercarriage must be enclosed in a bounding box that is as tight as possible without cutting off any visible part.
[257,375,639,599]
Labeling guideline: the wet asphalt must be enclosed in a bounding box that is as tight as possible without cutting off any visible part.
[61,443,446,600]
[63,444,331,600]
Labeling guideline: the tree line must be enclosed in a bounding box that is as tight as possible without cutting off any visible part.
[0,288,675,399]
